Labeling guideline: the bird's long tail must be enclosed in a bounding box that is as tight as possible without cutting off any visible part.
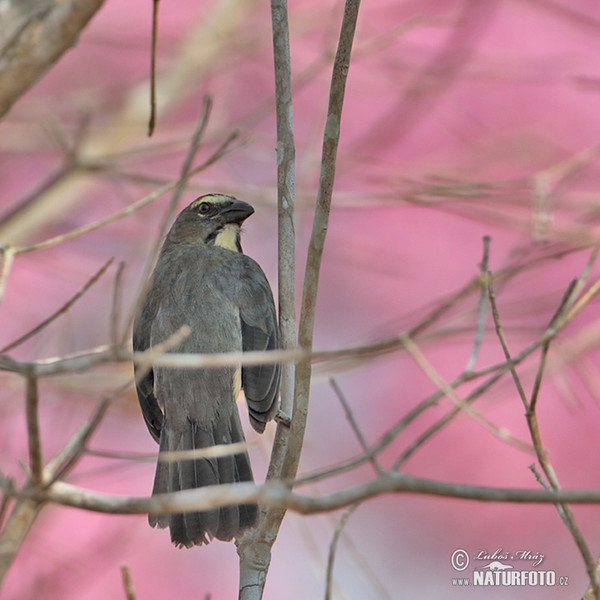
[149,411,256,547]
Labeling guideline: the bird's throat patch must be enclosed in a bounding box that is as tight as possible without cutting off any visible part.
[214,224,241,252]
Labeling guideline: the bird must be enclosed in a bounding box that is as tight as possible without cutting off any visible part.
[133,193,280,548]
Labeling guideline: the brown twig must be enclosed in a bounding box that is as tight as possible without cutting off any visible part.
[110,261,125,347]
[154,97,212,248]
[325,503,359,600]
[0,246,16,309]
[22,473,600,518]
[465,235,491,371]
[9,128,239,257]
[237,1,361,597]
[236,8,296,592]
[0,385,115,585]
[0,257,114,353]
[25,373,42,486]
[401,333,532,452]
[121,564,137,600]
[148,0,160,136]
[292,0,362,478]
[488,275,598,595]
[329,378,383,475]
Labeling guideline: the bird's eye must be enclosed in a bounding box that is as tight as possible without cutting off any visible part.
[198,202,210,215]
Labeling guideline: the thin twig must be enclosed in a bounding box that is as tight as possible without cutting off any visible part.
[486,276,529,409]
[10,130,237,257]
[0,246,15,309]
[121,564,136,600]
[124,99,215,338]
[529,279,577,413]
[567,237,600,308]
[0,387,115,585]
[25,373,42,486]
[465,235,491,371]
[155,442,251,462]
[237,2,361,597]
[325,503,359,600]
[46,385,125,486]
[132,325,191,384]
[0,258,114,353]
[292,0,362,473]
[391,363,519,471]
[561,275,600,327]
[148,0,160,136]
[329,378,383,475]
[488,275,598,595]
[110,261,125,347]
[12,181,179,255]
[401,333,532,452]
[155,97,212,247]
[528,463,550,490]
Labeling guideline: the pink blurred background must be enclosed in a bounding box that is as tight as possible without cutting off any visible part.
[1,0,600,598]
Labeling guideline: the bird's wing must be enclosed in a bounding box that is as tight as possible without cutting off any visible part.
[133,286,164,443]
[238,257,280,433]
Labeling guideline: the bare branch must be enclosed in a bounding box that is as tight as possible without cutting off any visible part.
[0,257,114,353]
[23,474,600,518]
[0,246,16,309]
[11,180,178,255]
[325,503,359,600]
[148,0,160,136]
[271,0,297,422]
[488,275,598,594]
[465,235,491,371]
[0,0,106,119]
[402,333,531,452]
[0,393,113,585]
[288,0,362,478]
[121,564,137,600]
[154,98,213,252]
[330,378,383,475]
[8,129,240,257]
[111,261,126,347]
[0,496,41,585]
[237,0,298,584]
[25,374,42,486]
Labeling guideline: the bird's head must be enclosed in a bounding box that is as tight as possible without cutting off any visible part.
[166,193,255,252]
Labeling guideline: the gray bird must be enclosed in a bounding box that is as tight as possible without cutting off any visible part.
[133,193,280,547]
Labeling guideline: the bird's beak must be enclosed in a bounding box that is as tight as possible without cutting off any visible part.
[222,199,255,225]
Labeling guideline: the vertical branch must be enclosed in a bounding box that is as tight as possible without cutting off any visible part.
[238,2,297,596]
[291,0,361,472]
[0,246,16,308]
[25,372,42,486]
[110,261,126,348]
[237,1,361,598]
[272,0,297,423]
[238,2,297,597]
[148,0,160,136]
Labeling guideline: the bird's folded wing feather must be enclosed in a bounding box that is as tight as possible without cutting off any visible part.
[133,288,164,443]
[238,258,281,433]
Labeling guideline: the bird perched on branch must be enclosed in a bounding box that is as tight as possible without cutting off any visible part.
[133,193,280,547]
